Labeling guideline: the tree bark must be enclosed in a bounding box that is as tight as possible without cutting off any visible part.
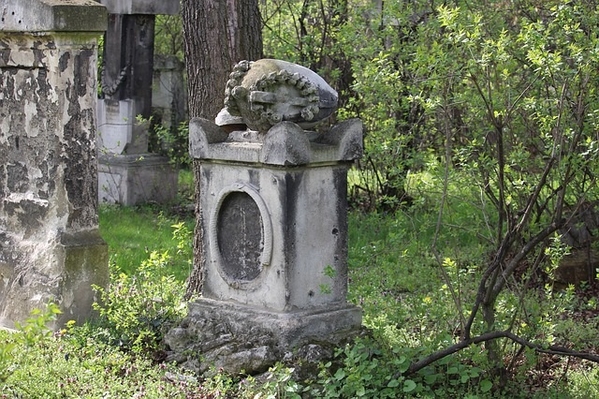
[181,0,263,298]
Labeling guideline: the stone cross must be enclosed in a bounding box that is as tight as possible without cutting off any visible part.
[0,0,109,328]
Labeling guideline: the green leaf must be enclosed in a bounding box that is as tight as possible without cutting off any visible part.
[356,385,366,396]
[387,379,400,388]
[403,379,417,393]
[424,374,438,385]
[480,379,493,393]
[334,368,346,381]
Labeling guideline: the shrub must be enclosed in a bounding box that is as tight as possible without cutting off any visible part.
[92,249,187,354]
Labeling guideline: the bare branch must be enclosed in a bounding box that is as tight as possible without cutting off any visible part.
[403,330,599,377]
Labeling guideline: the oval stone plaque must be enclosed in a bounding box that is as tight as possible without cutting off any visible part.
[216,191,264,281]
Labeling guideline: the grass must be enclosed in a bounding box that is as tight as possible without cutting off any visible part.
[98,169,195,281]
[98,205,193,281]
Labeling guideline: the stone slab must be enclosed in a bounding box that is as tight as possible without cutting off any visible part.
[98,153,178,205]
[0,0,107,32]
[189,118,363,166]
[198,161,351,312]
[98,0,179,15]
[97,99,149,155]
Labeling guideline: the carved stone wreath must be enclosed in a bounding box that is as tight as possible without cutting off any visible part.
[224,59,337,132]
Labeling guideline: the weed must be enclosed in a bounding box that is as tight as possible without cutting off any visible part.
[92,250,187,354]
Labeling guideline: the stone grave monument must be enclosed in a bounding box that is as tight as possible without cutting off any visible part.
[96,0,179,205]
[166,59,363,375]
[152,55,186,134]
[0,0,109,328]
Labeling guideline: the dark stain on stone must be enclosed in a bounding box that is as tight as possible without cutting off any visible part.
[32,41,45,67]
[6,163,28,193]
[59,52,70,73]
[45,40,57,50]
[282,171,303,278]
[247,167,261,189]
[0,48,10,66]
[332,166,349,297]
[35,68,50,95]
[62,111,97,230]
[74,50,92,97]
[0,164,6,195]
[3,72,15,96]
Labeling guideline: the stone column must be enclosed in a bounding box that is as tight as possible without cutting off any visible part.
[96,0,179,205]
[166,59,363,375]
[0,0,109,328]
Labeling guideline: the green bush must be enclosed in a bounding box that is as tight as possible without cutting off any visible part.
[92,249,187,354]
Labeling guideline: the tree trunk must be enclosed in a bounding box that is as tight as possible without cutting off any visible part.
[181,0,263,298]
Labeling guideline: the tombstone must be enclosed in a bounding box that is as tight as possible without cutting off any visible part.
[0,0,109,328]
[96,0,179,205]
[165,59,363,375]
[152,55,186,132]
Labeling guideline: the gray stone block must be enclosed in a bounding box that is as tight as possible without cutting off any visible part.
[98,0,179,15]
[165,298,362,375]
[0,0,107,32]
[98,153,178,205]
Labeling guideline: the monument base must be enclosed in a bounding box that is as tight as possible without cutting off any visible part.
[164,298,362,375]
[98,153,178,205]
[0,230,108,330]
[58,230,110,327]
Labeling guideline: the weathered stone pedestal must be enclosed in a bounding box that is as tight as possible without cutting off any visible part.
[97,99,177,204]
[0,0,109,328]
[166,117,363,374]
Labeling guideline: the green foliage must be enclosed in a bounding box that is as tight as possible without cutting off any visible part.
[0,232,201,397]
[155,14,185,61]
[2,320,201,398]
[0,304,60,384]
[14,303,61,347]
[149,119,191,169]
[3,199,599,396]
[240,364,306,399]
[98,204,194,280]
[262,0,599,216]
[313,337,493,398]
[264,0,599,389]
[133,115,192,169]
[0,334,15,383]
[92,249,187,354]
[92,220,191,353]
[343,203,599,397]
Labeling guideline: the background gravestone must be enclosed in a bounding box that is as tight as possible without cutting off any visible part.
[152,55,187,135]
[96,0,179,205]
[0,0,109,328]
